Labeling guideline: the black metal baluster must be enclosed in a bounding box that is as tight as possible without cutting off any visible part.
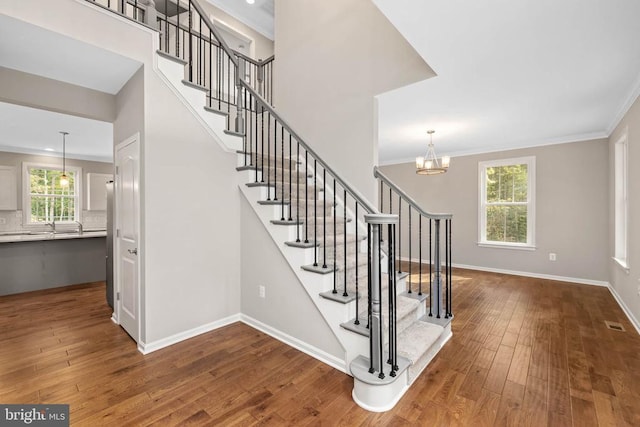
[266,112,271,199]
[419,215,423,296]
[288,135,292,221]
[398,197,402,273]
[274,121,279,203]
[225,55,232,113]
[312,159,318,265]
[188,2,192,82]
[322,168,327,269]
[408,206,412,294]
[332,179,337,294]
[367,223,371,330]
[343,189,348,297]
[176,4,179,56]
[445,219,449,319]
[208,29,212,108]
[448,219,453,317]
[280,127,284,218]
[217,47,221,110]
[305,152,309,244]
[429,219,433,317]
[379,181,383,212]
[354,202,360,325]
[378,226,384,379]
[164,0,169,53]
[388,223,398,376]
[198,19,202,86]
[367,223,373,372]
[295,142,300,242]
[260,105,264,183]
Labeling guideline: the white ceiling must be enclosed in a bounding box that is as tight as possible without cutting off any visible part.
[0,14,141,163]
[373,0,640,164]
[205,0,274,40]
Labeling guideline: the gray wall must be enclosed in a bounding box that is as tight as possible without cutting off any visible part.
[609,94,640,324]
[0,66,116,122]
[0,237,106,296]
[380,139,609,283]
[273,0,435,203]
[240,197,344,359]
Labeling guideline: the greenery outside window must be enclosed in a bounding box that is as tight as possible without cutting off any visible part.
[23,163,82,225]
[479,156,535,249]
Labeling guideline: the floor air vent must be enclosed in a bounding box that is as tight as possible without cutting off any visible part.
[605,320,626,332]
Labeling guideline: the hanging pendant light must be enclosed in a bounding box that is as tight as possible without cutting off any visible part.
[416,130,450,175]
[59,131,69,187]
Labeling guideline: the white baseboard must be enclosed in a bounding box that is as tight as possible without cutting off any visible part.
[606,285,640,336]
[398,255,609,287]
[137,313,242,355]
[450,262,610,287]
[240,314,347,373]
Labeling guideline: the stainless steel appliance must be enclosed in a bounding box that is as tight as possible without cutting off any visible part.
[106,180,114,309]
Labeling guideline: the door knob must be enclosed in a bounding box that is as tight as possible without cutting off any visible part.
[128,248,138,255]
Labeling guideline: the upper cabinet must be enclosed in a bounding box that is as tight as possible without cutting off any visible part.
[0,166,17,211]
[87,173,113,211]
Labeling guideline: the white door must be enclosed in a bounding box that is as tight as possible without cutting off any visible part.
[115,134,140,342]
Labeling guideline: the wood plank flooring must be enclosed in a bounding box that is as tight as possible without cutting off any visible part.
[1,269,639,426]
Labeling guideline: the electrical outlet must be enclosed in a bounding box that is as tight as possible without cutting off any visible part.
[549,253,557,261]
[259,285,266,298]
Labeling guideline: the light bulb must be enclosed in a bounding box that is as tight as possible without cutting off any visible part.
[442,156,451,168]
[425,160,433,169]
[246,0,255,4]
[60,174,69,187]
[416,156,424,168]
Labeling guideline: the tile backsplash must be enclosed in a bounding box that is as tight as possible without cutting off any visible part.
[0,210,107,233]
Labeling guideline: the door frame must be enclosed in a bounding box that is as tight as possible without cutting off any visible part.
[114,133,141,343]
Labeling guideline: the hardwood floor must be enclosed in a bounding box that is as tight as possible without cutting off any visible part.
[1,269,639,426]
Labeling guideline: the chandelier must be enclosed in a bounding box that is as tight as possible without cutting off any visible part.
[415,130,450,175]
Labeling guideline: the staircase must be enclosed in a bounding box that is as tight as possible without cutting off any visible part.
[93,0,454,412]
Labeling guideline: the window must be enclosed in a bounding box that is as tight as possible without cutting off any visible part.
[23,163,82,225]
[614,131,628,270]
[479,156,535,248]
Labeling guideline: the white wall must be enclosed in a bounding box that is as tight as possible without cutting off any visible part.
[240,197,344,360]
[273,0,435,203]
[609,94,640,326]
[380,139,610,283]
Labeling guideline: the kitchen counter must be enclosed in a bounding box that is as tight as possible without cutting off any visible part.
[0,230,106,243]
[0,232,107,296]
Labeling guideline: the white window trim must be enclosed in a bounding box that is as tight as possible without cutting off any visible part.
[22,161,83,227]
[613,129,629,272]
[478,156,536,249]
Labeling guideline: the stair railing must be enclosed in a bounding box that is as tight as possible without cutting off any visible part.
[374,166,453,319]
[240,83,400,380]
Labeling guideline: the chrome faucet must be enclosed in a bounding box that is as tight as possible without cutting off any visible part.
[75,221,83,235]
[45,220,56,234]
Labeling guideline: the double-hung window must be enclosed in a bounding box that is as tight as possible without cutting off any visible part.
[479,156,535,249]
[23,163,82,225]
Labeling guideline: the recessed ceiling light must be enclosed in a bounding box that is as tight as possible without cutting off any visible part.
[44,148,55,152]
[246,0,255,4]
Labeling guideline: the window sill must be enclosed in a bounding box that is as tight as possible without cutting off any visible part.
[477,242,537,251]
[613,257,630,274]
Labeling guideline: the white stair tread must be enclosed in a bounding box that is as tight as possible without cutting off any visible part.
[397,321,445,364]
